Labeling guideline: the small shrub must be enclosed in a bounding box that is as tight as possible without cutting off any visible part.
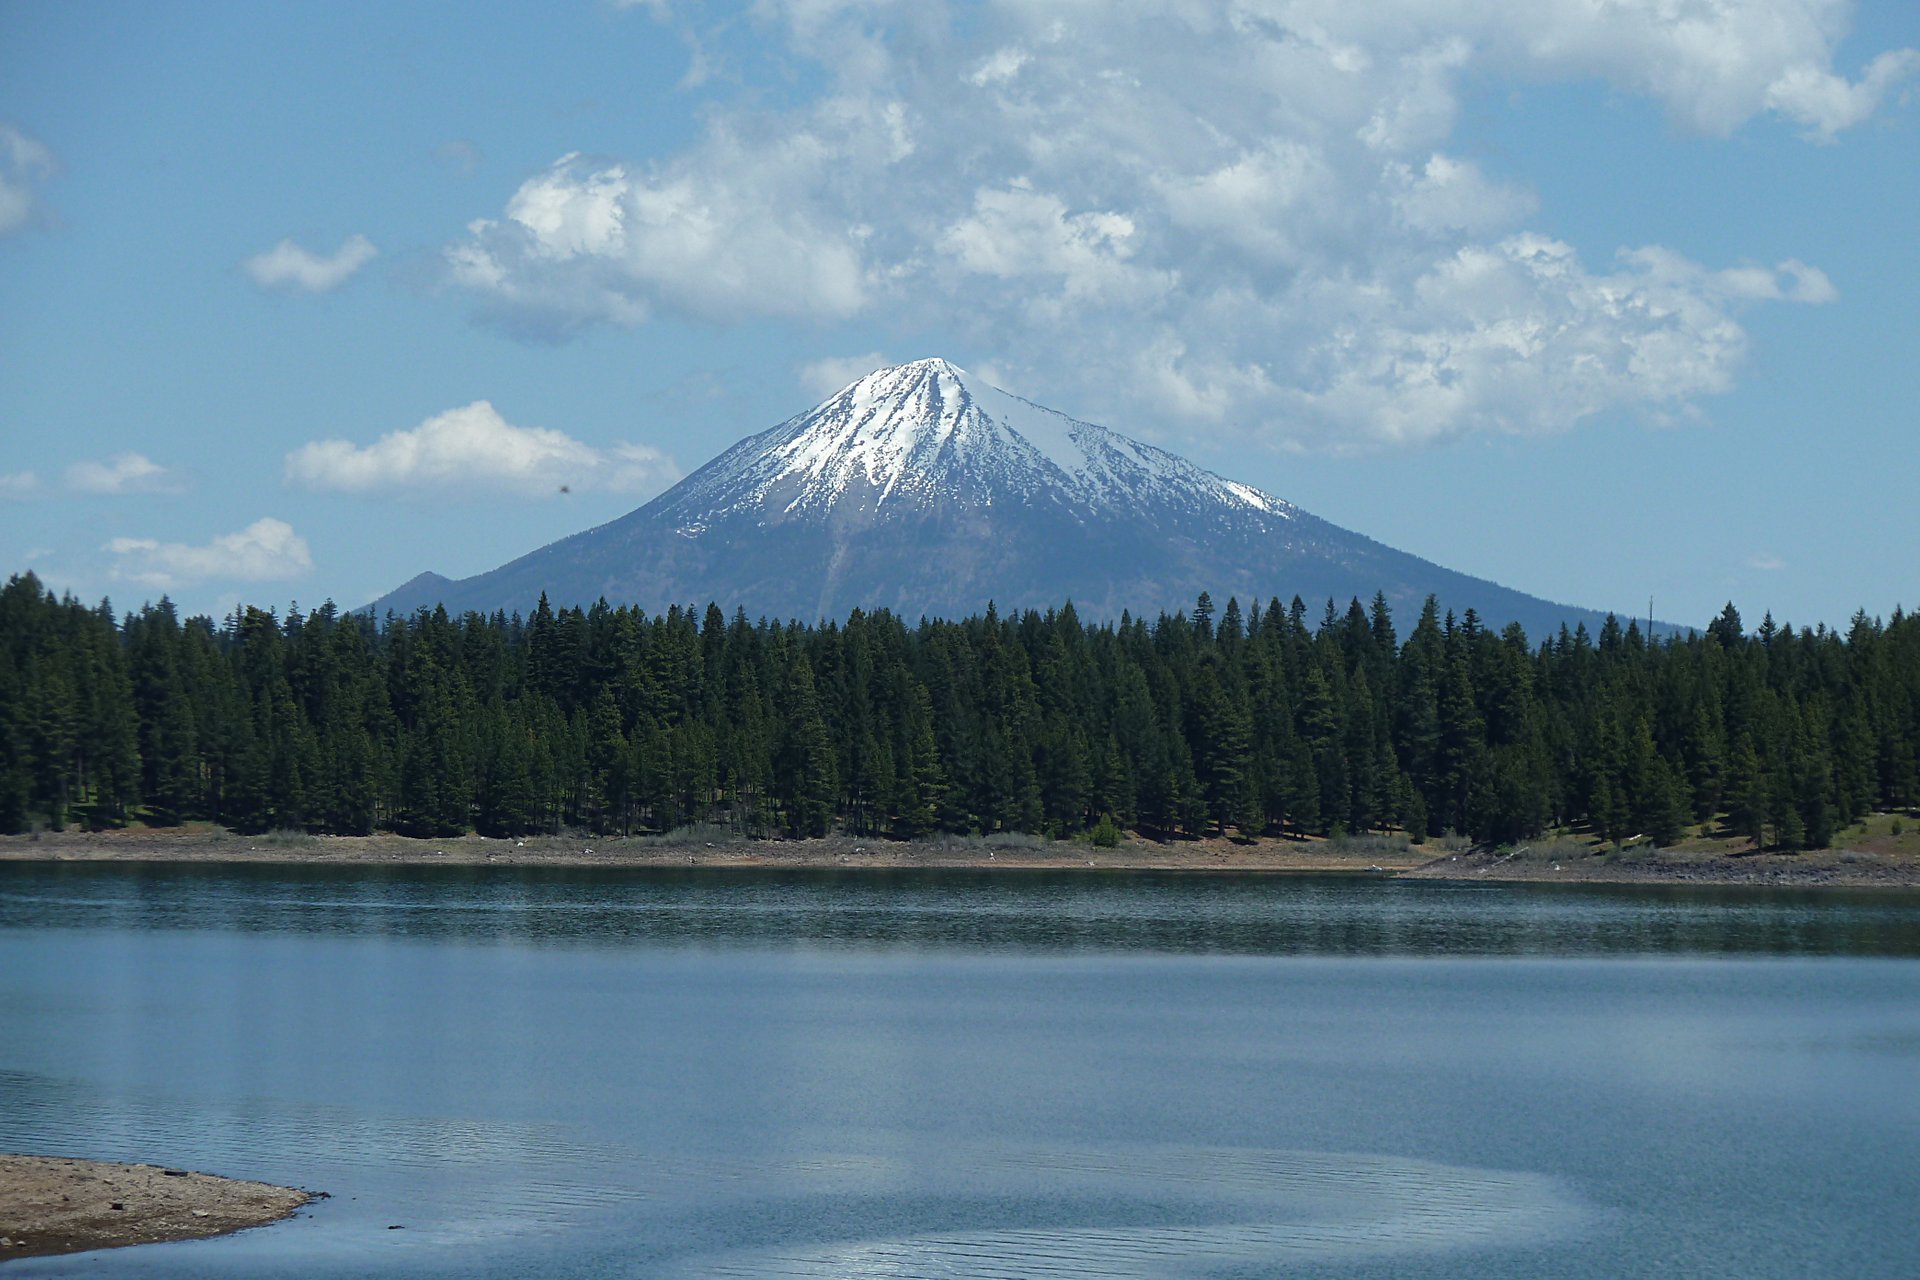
[1325,832,1413,858]
[1891,818,1904,838]
[628,821,746,849]
[1513,836,1590,864]
[1090,814,1122,848]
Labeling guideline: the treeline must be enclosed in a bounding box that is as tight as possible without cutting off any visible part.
[2,571,1917,848]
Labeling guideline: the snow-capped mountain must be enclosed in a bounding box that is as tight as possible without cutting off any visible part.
[648,358,1292,529]
[370,358,1612,636]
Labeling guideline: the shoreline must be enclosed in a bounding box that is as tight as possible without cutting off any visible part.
[3,828,1917,889]
[0,828,1426,875]
[1395,847,1920,890]
[0,1155,314,1261]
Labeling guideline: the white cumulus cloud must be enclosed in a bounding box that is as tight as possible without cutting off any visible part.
[106,518,313,589]
[0,471,40,501]
[65,452,184,495]
[447,142,873,337]
[284,401,681,497]
[437,0,1908,451]
[244,234,378,293]
[0,123,56,235]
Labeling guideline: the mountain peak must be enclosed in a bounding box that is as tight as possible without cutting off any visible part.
[831,357,978,411]
[647,357,1295,532]
[800,357,990,475]
[885,355,967,377]
[368,361,1617,638]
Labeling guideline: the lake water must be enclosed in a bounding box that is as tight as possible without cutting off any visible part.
[3,863,1918,1278]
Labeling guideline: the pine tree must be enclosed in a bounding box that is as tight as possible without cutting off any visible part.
[1725,735,1767,845]
[776,650,837,837]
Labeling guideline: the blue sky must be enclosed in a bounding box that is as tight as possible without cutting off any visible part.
[2,0,1915,632]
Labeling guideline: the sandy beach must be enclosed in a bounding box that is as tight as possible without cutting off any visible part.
[0,1156,314,1262]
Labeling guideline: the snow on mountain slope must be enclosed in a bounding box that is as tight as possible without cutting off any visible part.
[369,357,1618,638]
[650,358,1295,530]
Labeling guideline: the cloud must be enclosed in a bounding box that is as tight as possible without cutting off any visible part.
[1388,155,1538,238]
[437,0,1910,451]
[968,46,1031,87]
[1747,553,1788,572]
[0,123,56,235]
[106,518,313,589]
[435,139,482,175]
[65,452,184,495]
[799,352,891,399]
[1762,48,1920,140]
[1408,2,1919,139]
[1710,258,1838,305]
[447,142,873,336]
[941,185,1165,308]
[244,234,378,293]
[0,471,39,501]
[284,401,681,497]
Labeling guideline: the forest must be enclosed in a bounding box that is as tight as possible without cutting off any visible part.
[1,570,1916,849]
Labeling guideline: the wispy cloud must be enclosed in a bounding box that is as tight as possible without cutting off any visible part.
[244,234,378,293]
[0,123,56,236]
[106,518,313,589]
[284,401,680,498]
[1765,48,1920,141]
[0,471,39,501]
[799,352,891,400]
[435,139,482,175]
[65,452,184,495]
[1746,553,1788,572]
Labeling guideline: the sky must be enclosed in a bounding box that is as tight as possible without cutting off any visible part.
[2,0,1915,633]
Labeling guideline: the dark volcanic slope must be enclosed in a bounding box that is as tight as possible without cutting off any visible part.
[371,359,1621,638]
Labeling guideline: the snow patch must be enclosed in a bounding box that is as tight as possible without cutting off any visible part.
[1222,480,1288,516]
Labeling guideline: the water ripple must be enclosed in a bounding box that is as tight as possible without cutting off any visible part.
[671,1144,1587,1277]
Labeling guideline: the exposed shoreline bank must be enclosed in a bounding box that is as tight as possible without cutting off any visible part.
[1394,846,1920,889]
[0,827,1426,875]
[4,827,1917,889]
[0,1155,314,1262]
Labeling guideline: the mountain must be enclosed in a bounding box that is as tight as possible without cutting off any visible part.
[369,358,1624,638]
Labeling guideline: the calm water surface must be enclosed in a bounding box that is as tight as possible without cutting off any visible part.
[2,863,1918,1278]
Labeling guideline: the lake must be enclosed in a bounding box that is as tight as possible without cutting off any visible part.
[3,863,1918,1277]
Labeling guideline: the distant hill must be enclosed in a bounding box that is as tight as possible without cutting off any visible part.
[370,358,1638,638]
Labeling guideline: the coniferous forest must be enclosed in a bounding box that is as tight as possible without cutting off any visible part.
[2,570,1916,849]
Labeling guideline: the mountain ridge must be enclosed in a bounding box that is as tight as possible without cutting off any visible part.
[370,358,1629,638]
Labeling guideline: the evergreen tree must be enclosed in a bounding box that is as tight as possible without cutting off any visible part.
[775,649,838,837]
